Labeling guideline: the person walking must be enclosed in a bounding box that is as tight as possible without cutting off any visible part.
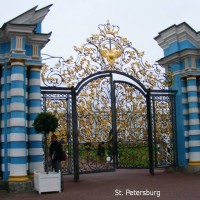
[97,142,105,163]
[49,134,64,191]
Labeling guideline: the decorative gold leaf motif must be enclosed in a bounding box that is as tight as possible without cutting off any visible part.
[41,21,173,89]
[100,46,122,65]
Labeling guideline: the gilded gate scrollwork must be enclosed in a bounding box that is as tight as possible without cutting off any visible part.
[41,21,173,89]
[41,21,176,176]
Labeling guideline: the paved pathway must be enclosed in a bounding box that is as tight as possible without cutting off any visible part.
[1,169,200,200]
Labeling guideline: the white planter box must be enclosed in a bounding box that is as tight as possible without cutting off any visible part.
[34,171,61,194]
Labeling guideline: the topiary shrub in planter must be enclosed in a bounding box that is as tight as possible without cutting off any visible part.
[32,112,58,173]
[33,112,61,194]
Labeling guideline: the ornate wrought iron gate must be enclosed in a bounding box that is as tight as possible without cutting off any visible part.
[41,21,177,181]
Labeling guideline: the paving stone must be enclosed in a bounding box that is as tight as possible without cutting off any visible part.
[1,169,200,200]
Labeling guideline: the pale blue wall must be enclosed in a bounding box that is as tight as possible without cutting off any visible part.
[164,40,197,56]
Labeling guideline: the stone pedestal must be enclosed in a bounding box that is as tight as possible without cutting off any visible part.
[185,165,200,174]
[8,181,33,193]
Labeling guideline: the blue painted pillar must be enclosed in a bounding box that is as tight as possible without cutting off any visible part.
[181,78,189,163]
[198,78,200,123]
[186,77,200,166]
[1,64,11,180]
[28,66,43,174]
[8,60,28,181]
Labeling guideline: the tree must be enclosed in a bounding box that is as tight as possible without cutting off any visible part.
[33,112,58,173]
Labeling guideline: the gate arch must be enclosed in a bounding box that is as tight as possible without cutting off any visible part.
[75,70,148,95]
[41,21,177,181]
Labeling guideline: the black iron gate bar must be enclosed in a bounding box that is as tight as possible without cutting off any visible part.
[110,74,117,171]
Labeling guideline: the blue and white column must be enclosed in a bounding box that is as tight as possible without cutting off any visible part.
[1,64,11,180]
[187,77,200,165]
[28,66,43,174]
[182,78,189,162]
[8,60,28,181]
[198,78,200,121]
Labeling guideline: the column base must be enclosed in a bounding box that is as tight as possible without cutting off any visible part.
[28,173,34,179]
[188,161,200,166]
[8,175,29,182]
[185,161,200,173]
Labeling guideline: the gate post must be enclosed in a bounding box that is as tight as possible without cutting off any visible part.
[110,74,117,169]
[147,91,154,175]
[155,23,200,170]
[8,59,29,182]
[27,65,44,176]
[0,5,51,191]
[71,87,79,181]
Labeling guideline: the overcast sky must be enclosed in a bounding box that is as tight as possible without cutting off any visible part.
[1,0,200,66]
